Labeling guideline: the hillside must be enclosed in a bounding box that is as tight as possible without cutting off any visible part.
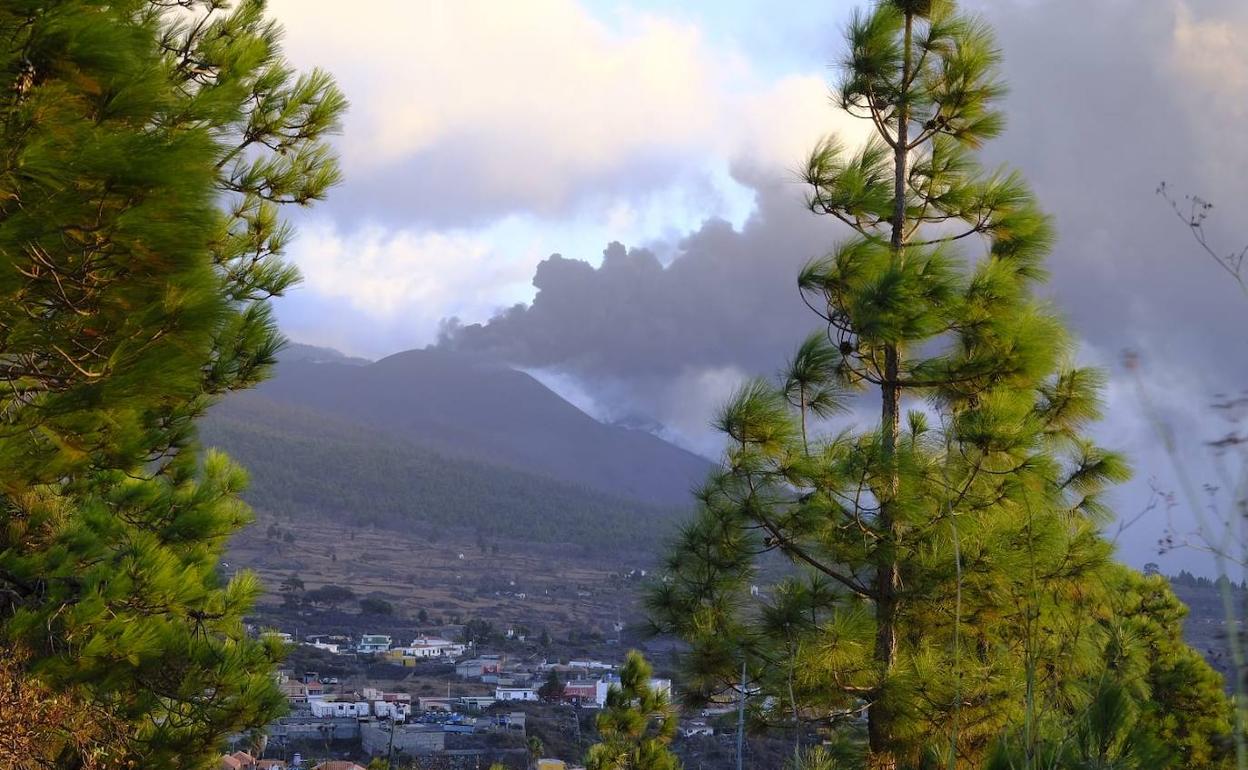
[202,392,689,549]
[277,341,371,366]
[236,347,713,506]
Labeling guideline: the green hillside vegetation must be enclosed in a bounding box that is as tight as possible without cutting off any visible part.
[246,349,714,507]
[203,393,688,549]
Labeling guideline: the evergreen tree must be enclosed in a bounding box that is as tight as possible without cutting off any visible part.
[0,1,344,767]
[648,1,1146,767]
[360,597,395,616]
[540,669,566,701]
[281,573,306,594]
[585,652,680,770]
[988,680,1169,770]
[1104,569,1232,769]
[987,565,1233,770]
[528,736,546,766]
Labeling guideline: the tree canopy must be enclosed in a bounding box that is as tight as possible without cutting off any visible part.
[0,1,344,766]
[647,1,1233,768]
[585,652,681,770]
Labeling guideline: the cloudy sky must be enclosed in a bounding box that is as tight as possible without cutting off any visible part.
[264,0,1248,572]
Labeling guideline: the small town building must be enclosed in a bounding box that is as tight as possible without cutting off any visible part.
[457,695,497,711]
[309,699,371,718]
[372,700,411,721]
[357,634,392,654]
[562,679,598,704]
[278,679,308,704]
[362,687,412,703]
[410,636,468,658]
[220,751,256,770]
[306,640,341,654]
[456,656,503,679]
[418,696,454,712]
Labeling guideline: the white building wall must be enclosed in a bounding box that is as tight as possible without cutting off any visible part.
[310,700,370,718]
[373,701,410,721]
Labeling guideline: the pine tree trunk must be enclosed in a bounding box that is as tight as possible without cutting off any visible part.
[870,346,902,770]
[868,10,912,770]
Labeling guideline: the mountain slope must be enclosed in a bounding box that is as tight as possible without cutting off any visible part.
[202,393,686,549]
[240,348,713,506]
[278,342,371,366]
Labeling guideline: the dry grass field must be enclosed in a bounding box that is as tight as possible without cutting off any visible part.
[227,510,659,637]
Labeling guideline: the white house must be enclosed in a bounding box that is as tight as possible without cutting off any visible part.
[401,637,466,659]
[309,699,371,718]
[306,640,341,654]
[494,686,538,702]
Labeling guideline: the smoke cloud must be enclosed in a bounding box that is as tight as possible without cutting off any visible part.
[438,0,1248,571]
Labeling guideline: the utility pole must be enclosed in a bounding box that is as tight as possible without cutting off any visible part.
[386,715,397,769]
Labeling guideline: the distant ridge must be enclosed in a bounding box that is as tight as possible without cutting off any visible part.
[202,393,682,547]
[235,346,712,507]
[278,341,371,366]
[205,346,713,547]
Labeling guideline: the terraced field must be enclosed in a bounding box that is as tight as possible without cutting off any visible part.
[227,510,658,638]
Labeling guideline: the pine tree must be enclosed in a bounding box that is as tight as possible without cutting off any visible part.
[648,1,1137,767]
[540,669,566,701]
[585,652,681,770]
[1097,568,1232,769]
[0,1,344,767]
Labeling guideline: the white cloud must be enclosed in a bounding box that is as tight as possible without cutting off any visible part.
[1166,1,1248,186]
[269,0,718,210]
[264,0,871,349]
[267,0,864,218]
[732,73,873,180]
[289,220,533,325]
[1171,2,1248,117]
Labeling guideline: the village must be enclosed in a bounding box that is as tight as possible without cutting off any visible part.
[217,629,725,770]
